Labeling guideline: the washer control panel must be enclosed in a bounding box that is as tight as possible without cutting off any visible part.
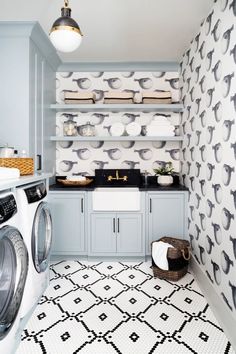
[25,183,47,204]
[0,194,17,224]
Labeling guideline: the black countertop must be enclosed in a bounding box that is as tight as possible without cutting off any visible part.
[138,184,188,191]
[49,174,188,192]
[49,181,188,192]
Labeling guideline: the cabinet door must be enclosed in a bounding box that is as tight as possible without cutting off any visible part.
[148,193,186,253]
[90,213,116,254]
[35,51,43,171]
[116,213,143,254]
[50,194,85,255]
[29,41,43,171]
[42,57,56,173]
[29,41,56,173]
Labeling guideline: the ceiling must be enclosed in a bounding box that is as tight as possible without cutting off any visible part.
[0,0,214,63]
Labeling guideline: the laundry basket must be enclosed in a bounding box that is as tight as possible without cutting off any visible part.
[151,237,191,281]
[0,158,34,175]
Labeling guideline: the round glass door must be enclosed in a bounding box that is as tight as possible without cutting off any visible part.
[32,202,52,273]
[0,226,28,340]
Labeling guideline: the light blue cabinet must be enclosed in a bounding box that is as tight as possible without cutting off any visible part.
[0,22,59,172]
[147,192,188,253]
[29,41,44,170]
[89,213,144,256]
[49,192,86,255]
[90,213,117,253]
[116,213,143,253]
[48,190,187,259]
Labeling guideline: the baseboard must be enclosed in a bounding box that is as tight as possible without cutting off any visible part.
[190,258,236,351]
[50,255,88,262]
[50,255,146,262]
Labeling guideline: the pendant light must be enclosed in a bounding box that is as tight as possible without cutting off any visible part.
[49,0,83,53]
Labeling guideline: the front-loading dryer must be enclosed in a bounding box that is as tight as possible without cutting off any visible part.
[16,181,52,325]
[0,191,28,354]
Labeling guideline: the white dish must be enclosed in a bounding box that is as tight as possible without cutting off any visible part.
[110,122,125,136]
[126,122,141,136]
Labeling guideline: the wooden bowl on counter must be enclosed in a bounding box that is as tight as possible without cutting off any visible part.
[57,178,93,186]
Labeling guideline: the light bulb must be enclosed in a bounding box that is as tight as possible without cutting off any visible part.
[50,29,82,53]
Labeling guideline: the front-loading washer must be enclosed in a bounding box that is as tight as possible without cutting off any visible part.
[0,190,28,354]
[16,181,52,325]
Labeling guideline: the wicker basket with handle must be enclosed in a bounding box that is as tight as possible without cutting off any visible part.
[151,237,191,281]
[0,158,34,176]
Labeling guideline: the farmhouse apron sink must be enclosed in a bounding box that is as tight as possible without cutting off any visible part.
[92,188,140,211]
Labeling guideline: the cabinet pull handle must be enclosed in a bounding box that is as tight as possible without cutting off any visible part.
[37,154,42,171]
[117,218,120,233]
[81,198,84,213]
[150,198,152,213]
[113,218,116,233]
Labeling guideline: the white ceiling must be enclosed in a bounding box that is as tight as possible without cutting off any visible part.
[0,0,214,63]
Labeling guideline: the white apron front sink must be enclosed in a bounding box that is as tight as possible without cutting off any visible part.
[92,188,140,211]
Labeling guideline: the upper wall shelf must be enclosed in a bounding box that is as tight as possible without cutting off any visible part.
[50,136,183,142]
[50,103,183,113]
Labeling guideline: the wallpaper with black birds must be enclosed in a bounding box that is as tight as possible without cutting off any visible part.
[55,71,180,176]
[180,0,236,314]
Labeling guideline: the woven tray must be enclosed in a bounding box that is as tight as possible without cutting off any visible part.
[58,178,93,186]
[0,158,34,176]
[151,237,190,281]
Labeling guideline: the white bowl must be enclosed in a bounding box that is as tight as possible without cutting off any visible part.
[110,122,125,136]
[126,122,141,136]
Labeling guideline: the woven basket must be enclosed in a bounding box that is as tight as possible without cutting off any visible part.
[0,158,34,176]
[151,237,191,281]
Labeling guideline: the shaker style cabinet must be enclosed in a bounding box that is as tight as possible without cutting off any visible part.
[0,22,59,172]
[48,190,187,258]
[147,192,188,254]
[49,192,86,255]
[29,40,56,172]
[89,213,144,256]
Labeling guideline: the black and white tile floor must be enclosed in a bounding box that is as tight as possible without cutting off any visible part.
[17,261,235,354]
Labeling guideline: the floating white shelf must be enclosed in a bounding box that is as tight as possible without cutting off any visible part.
[50,103,183,112]
[50,136,183,142]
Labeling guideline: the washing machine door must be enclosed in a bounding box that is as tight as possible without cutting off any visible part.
[32,202,52,273]
[0,226,28,340]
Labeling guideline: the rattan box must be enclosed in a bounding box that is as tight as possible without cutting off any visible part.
[151,237,191,281]
[0,158,34,176]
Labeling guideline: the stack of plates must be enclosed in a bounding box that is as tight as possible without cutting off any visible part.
[146,116,175,136]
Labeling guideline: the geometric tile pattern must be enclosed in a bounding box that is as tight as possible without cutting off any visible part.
[17,261,235,354]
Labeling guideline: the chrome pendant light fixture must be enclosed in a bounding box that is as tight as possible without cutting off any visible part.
[49,0,83,53]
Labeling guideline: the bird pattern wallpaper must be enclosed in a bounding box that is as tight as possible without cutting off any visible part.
[180,0,236,314]
[55,71,180,176]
